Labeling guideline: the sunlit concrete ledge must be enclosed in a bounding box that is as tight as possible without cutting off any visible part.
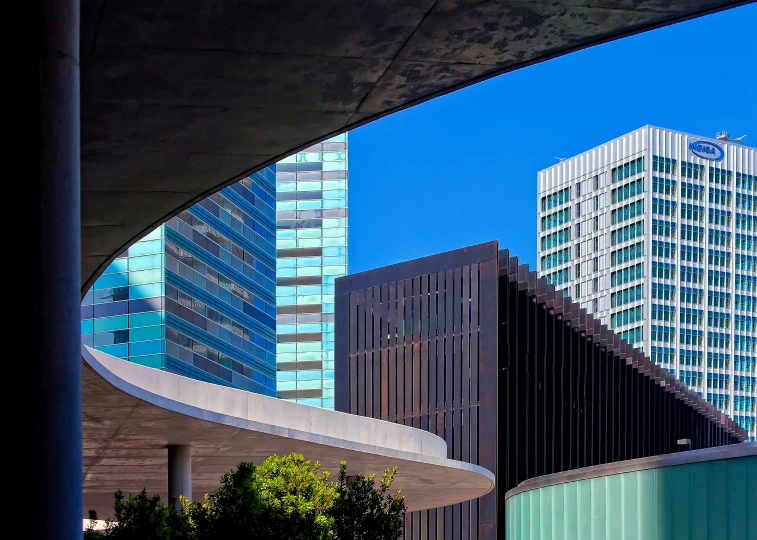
[82,346,494,517]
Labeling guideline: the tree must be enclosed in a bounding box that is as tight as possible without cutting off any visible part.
[331,462,406,540]
[89,453,406,540]
[184,461,263,540]
[86,489,191,540]
[185,454,336,540]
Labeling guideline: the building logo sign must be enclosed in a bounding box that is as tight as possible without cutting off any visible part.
[688,140,724,161]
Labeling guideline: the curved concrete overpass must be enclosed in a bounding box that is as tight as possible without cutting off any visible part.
[83,346,495,517]
[80,0,748,290]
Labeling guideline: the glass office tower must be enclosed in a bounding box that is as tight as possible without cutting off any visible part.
[537,126,756,440]
[275,134,349,409]
[81,168,278,396]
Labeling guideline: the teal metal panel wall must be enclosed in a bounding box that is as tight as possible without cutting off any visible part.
[505,455,756,540]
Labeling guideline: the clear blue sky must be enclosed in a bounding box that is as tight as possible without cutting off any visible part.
[348,4,757,274]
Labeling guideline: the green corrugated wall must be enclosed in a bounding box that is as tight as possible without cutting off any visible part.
[505,455,756,540]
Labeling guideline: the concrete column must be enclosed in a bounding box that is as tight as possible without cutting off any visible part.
[35,0,81,538]
[168,445,193,509]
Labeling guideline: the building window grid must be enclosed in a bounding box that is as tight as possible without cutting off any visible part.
[611,262,644,287]
[276,136,348,409]
[541,186,571,211]
[612,220,645,245]
[539,138,756,440]
[610,241,643,266]
[82,170,278,393]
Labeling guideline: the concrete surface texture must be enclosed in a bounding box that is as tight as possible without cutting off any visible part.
[79,0,746,291]
[82,346,495,518]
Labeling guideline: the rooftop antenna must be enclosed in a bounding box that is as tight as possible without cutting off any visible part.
[555,157,568,162]
[732,134,747,143]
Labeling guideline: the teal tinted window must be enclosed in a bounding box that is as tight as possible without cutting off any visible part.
[95,272,128,290]
[130,311,164,328]
[129,339,164,357]
[94,315,129,332]
[95,343,128,358]
[129,254,164,271]
[129,282,164,299]
[130,354,165,369]
[129,325,163,342]
[129,268,163,285]
[129,239,163,257]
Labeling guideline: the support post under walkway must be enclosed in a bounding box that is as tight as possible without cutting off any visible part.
[168,445,192,510]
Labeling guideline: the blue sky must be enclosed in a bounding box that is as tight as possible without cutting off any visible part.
[348,3,757,274]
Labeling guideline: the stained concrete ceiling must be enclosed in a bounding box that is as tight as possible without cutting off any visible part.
[80,0,746,290]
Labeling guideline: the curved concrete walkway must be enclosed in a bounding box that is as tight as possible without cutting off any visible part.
[83,346,494,517]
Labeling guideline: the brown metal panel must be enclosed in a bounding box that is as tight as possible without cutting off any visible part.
[396,280,405,425]
[365,287,375,418]
[477,256,498,538]
[388,281,396,422]
[420,275,429,429]
[357,288,366,417]
[413,276,422,428]
[334,283,350,413]
[373,285,382,417]
[349,290,358,415]
[462,265,471,464]
[453,266,463,462]
[444,268,455,540]
[405,278,414,427]
[445,268,454,454]
[437,271,446,438]
[381,283,389,420]
[461,264,471,540]
[429,272,438,436]
[470,263,479,468]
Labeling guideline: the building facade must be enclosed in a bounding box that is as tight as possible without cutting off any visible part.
[505,444,756,540]
[275,134,349,409]
[335,242,747,540]
[537,126,756,440]
[81,168,278,396]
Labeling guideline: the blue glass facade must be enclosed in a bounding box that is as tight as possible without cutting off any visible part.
[82,168,278,396]
[275,134,348,409]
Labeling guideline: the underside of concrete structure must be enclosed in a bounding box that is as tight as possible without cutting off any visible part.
[82,346,495,518]
[80,0,748,291]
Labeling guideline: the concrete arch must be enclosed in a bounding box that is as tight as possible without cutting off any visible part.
[80,0,748,291]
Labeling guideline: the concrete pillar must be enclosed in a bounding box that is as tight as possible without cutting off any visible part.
[35,0,81,538]
[168,445,193,509]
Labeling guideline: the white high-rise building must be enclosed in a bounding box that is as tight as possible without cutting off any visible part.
[537,126,755,440]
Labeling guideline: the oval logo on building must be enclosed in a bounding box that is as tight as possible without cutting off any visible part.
[688,140,724,161]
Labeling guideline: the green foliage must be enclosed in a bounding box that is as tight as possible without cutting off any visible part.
[186,455,336,540]
[183,461,263,539]
[331,462,406,540]
[253,454,337,540]
[86,489,190,540]
[93,453,406,540]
